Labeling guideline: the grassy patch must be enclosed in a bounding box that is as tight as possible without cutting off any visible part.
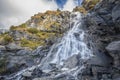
[27,28,39,34]
[0,58,7,74]
[20,38,44,49]
[0,33,13,45]
[83,0,100,10]
[73,6,87,14]
[10,23,27,31]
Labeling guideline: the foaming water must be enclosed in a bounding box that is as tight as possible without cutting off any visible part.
[40,12,92,66]
[5,12,93,80]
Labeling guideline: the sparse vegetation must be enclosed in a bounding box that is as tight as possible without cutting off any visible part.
[0,58,7,74]
[20,38,44,49]
[27,28,39,34]
[3,35,13,44]
[82,0,100,10]
[10,23,27,31]
[73,6,87,14]
[0,10,65,49]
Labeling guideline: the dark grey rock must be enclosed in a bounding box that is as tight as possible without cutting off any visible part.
[106,41,120,52]
[16,49,31,56]
[112,4,120,23]
[87,52,112,67]
[6,43,22,51]
[113,78,120,80]
[32,68,43,77]
[88,12,107,26]
[106,41,120,67]
[0,45,6,51]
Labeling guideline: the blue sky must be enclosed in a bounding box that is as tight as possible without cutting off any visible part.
[55,0,83,8]
[55,0,67,8]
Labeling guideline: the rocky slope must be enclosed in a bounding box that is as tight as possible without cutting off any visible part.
[0,10,71,76]
[0,0,120,80]
[81,0,120,80]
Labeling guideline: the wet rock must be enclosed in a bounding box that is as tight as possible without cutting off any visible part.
[32,68,43,77]
[22,71,32,77]
[54,74,75,80]
[63,54,79,69]
[33,77,53,80]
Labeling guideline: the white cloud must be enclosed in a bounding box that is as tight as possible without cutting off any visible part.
[63,0,76,11]
[0,0,58,29]
[0,0,80,29]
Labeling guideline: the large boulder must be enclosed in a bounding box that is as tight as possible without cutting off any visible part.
[106,41,120,52]
[106,41,120,67]
[63,54,79,69]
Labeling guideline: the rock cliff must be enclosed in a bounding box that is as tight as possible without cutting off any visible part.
[0,0,120,80]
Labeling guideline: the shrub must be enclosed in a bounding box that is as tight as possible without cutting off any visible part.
[10,26,17,30]
[3,35,13,44]
[19,23,27,28]
[10,23,27,31]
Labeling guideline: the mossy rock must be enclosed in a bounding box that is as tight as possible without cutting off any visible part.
[82,0,100,10]
[27,28,39,34]
[20,38,45,49]
[0,58,7,74]
[0,33,13,45]
[73,6,87,14]
[10,23,27,31]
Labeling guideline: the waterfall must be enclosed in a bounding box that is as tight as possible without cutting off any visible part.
[40,12,92,67]
[5,12,93,80]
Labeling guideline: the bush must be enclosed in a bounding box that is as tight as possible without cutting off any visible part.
[3,35,13,44]
[10,23,27,31]
[10,26,17,30]
[19,23,27,28]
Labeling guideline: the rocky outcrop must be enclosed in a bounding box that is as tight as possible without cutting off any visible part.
[0,10,71,75]
[0,45,50,76]
[81,0,120,80]
[0,0,120,80]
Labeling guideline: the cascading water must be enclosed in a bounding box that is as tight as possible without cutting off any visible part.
[38,12,93,80]
[6,12,93,80]
[40,12,92,67]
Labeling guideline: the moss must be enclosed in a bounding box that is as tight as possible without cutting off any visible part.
[3,35,13,44]
[73,6,87,14]
[27,28,39,34]
[45,10,61,16]
[0,58,7,74]
[20,38,44,49]
[82,0,100,10]
[43,21,61,32]
[36,32,55,39]
[10,23,27,31]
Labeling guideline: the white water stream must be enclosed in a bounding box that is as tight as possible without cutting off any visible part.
[6,12,93,80]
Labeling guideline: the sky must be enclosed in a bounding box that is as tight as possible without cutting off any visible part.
[0,0,82,29]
